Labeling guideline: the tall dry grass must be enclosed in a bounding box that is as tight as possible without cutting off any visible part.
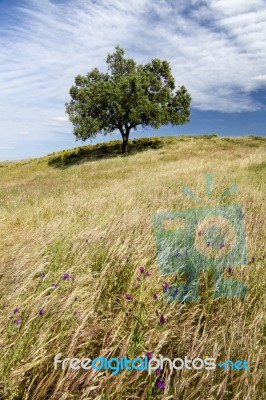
[0,135,265,399]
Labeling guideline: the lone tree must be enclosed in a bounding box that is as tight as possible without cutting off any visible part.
[65,46,191,153]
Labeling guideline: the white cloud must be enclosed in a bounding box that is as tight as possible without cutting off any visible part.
[252,75,266,82]
[52,117,68,122]
[0,0,265,150]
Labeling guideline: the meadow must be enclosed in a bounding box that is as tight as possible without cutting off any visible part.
[0,135,265,400]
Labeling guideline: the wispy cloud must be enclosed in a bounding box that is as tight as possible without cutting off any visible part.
[252,75,266,82]
[0,0,265,156]
[19,131,30,135]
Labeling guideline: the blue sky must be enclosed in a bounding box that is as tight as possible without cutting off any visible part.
[0,0,265,161]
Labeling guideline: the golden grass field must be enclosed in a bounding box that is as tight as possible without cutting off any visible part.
[0,135,265,400]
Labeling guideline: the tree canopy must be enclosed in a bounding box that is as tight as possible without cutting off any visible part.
[65,46,191,153]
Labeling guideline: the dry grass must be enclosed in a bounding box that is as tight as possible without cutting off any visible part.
[0,135,265,400]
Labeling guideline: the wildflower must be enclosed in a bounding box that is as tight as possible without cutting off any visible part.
[52,283,59,287]
[139,266,145,273]
[227,267,233,274]
[145,352,152,361]
[74,296,78,301]
[159,315,166,324]
[73,310,78,315]
[13,307,19,314]
[152,293,158,299]
[163,283,170,292]
[173,287,179,297]
[14,318,22,325]
[174,250,181,257]
[125,294,133,301]
[90,329,96,335]
[156,378,165,389]
[40,272,46,278]
[38,309,45,316]
[155,367,161,376]
[62,273,70,280]
[145,271,151,277]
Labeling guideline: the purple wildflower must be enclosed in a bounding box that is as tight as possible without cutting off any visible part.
[52,282,59,287]
[145,271,151,277]
[174,250,181,257]
[139,266,145,273]
[156,378,165,389]
[163,283,170,292]
[173,287,179,296]
[14,318,22,325]
[155,367,161,376]
[153,293,158,299]
[125,294,133,301]
[38,309,45,316]
[145,352,152,361]
[62,273,70,280]
[227,267,233,275]
[159,315,166,324]
[13,307,19,314]
[40,272,46,278]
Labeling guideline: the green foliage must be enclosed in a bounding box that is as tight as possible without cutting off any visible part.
[65,46,191,152]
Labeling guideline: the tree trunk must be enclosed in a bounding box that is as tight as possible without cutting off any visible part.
[122,131,129,154]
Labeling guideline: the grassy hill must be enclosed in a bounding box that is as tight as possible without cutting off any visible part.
[0,135,265,400]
